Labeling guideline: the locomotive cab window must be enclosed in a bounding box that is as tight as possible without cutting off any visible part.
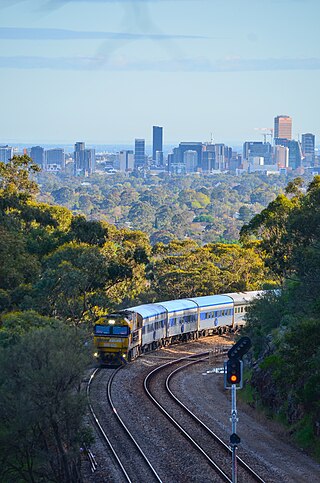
[94,325,129,336]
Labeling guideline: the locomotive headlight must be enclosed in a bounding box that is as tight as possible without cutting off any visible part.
[108,319,115,325]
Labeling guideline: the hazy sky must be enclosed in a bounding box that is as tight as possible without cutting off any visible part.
[1,0,320,145]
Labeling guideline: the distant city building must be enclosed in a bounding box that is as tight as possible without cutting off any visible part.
[202,145,216,172]
[184,150,198,173]
[46,148,65,172]
[178,142,202,167]
[74,142,85,175]
[134,139,146,170]
[274,115,292,140]
[152,126,163,165]
[30,146,45,169]
[301,133,315,166]
[214,144,227,170]
[119,150,134,172]
[275,138,302,170]
[0,145,13,163]
[243,141,272,164]
[74,142,95,175]
[274,145,289,168]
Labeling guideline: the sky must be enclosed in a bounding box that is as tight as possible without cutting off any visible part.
[1,0,320,146]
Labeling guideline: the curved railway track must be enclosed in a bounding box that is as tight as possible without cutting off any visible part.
[144,352,265,483]
[87,367,163,483]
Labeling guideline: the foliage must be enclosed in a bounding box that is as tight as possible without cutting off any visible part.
[0,325,92,482]
[36,171,295,245]
[240,177,320,458]
[0,154,40,198]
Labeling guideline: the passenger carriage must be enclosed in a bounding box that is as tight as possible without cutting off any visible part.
[225,291,262,329]
[93,290,264,364]
[188,295,234,335]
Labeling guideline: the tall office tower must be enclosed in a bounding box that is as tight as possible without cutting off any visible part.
[178,142,203,166]
[0,145,13,163]
[30,146,45,169]
[46,148,65,172]
[214,144,226,170]
[74,142,85,175]
[301,133,315,166]
[119,150,134,172]
[152,126,163,164]
[275,138,302,169]
[202,148,216,172]
[134,139,145,170]
[274,145,289,168]
[274,115,292,140]
[84,148,96,175]
[243,141,272,164]
[184,150,198,173]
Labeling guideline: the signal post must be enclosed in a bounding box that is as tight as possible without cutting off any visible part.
[224,337,252,483]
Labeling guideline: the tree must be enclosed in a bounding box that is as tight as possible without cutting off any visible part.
[0,325,92,482]
[0,154,40,198]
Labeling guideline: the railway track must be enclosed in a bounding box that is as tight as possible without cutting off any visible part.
[87,367,163,483]
[144,351,265,483]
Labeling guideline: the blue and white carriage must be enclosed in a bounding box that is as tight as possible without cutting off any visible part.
[94,291,263,362]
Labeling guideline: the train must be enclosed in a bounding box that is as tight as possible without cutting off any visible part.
[93,291,263,364]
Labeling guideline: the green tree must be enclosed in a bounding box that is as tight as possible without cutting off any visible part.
[0,325,92,482]
[0,154,40,198]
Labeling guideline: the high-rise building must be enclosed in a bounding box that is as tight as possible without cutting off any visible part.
[301,133,315,166]
[46,148,65,172]
[119,150,134,172]
[74,142,95,175]
[134,139,145,170]
[0,145,13,164]
[184,150,198,173]
[243,141,272,164]
[202,146,216,172]
[274,145,289,168]
[152,126,163,165]
[74,142,85,175]
[274,115,292,140]
[30,146,45,169]
[275,138,302,169]
[85,148,96,174]
[178,142,203,166]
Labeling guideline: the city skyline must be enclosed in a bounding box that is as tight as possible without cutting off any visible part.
[1,0,320,143]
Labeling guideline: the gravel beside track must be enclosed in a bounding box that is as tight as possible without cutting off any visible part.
[82,335,320,482]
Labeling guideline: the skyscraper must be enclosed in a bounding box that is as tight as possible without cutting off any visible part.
[243,142,272,164]
[301,133,315,166]
[274,115,292,140]
[46,148,65,172]
[30,146,45,169]
[275,138,302,169]
[74,142,85,175]
[152,126,163,165]
[134,139,145,170]
[74,142,95,175]
[119,150,134,172]
[184,150,198,173]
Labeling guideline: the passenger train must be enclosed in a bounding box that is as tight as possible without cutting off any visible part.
[93,291,262,364]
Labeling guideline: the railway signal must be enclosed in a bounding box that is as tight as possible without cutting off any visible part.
[224,337,252,483]
[227,336,252,360]
[226,358,242,385]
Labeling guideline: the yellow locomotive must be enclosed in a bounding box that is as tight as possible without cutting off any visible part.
[93,310,142,364]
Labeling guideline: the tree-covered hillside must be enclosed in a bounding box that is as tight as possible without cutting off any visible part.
[240,177,320,459]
